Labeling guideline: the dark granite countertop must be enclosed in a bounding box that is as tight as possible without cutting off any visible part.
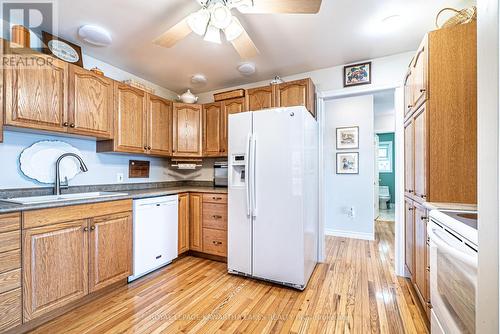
[0,184,227,214]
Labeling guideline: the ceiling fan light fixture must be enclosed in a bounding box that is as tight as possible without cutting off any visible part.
[224,17,244,41]
[210,2,233,29]
[204,24,221,44]
[187,8,210,36]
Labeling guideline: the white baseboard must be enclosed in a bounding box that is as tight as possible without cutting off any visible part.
[325,228,374,241]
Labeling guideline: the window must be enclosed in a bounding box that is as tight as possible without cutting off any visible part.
[378,141,393,173]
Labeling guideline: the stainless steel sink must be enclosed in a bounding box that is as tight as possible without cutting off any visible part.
[1,192,128,205]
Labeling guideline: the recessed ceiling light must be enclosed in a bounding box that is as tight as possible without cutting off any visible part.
[191,74,207,84]
[237,62,256,75]
[78,25,112,46]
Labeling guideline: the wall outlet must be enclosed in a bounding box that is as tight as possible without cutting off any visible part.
[116,173,124,183]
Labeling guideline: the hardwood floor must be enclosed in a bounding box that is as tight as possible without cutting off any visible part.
[31,221,428,334]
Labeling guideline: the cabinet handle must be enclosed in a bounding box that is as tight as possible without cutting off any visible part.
[144,145,148,150]
[408,207,414,211]
[407,105,412,109]
[420,194,427,199]
[426,266,430,272]
[420,89,426,93]
[421,216,428,221]
[212,241,223,245]
[148,146,152,150]
[426,301,432,308]
[63,122,69,127]
[212,215,223,219]
[213,197,222,200]
[83,227,89,232]
[69,123,75,128]
[90,226,95,231]
[408,190,414,193]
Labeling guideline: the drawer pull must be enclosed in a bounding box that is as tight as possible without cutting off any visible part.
[212,215,223,220]
[212,241,223,245]
[212,197,222,200]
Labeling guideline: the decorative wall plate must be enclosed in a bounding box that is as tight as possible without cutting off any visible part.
[19,141,84,184]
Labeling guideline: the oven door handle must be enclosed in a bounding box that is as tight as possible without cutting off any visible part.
[428,226,477,267]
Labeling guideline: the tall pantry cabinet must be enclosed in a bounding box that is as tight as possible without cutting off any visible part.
[404,21,477,320]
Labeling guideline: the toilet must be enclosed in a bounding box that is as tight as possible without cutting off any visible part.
[379,186,391,210]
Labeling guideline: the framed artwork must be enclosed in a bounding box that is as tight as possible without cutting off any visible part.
[337,152,359,174]
[336,126,359,149]
[42,31,84,67]
[344,62,371,87]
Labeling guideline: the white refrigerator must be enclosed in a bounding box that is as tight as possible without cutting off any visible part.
[227,106,318,290]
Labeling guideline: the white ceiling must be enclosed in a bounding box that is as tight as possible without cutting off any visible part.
[52,0,474,93]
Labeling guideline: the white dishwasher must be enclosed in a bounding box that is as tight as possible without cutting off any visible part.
[128,195,178,282]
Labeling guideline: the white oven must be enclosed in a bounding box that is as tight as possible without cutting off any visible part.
[428,210,477,334]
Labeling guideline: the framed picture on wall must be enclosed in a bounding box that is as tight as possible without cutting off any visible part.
[337,152,359,175]
[336,126,359,149]
[344,62,371,87]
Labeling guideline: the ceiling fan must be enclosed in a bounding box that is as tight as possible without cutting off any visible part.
[153,0,322,59]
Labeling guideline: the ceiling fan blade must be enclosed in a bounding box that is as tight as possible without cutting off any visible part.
[237,0,322,14]
[153,17,192,48]
[231,28,259,59]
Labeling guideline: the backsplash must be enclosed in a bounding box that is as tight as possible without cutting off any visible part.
[0,130,217,190]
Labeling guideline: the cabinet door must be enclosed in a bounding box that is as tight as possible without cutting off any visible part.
[147,94,172,157]
[189,194,203,252]
[172,103,202,157]
[5,54,67,133]
[277,79,315,117]
[414,203,429,304]
[414,104,428,201]
[89,212,132,293]
[23,220,88,321]
[247,86,275,111]
[68,65,113,138]
[220,97,246,155]
[114,83,147,154]
[178,193,189,254]
[404,198,414,279]
[203,102,222,157]
[412,37,428,110]
[404,69,413,117]
[404,120,414,196]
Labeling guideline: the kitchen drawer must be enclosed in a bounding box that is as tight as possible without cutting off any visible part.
[0,213,20,233]
[0,249,20,274]
[203,228,227,257]
[0,230,20,253]
[0,288,21,332]
[203,193,227,204]
[0,269,20,294]
[202,203,227,230]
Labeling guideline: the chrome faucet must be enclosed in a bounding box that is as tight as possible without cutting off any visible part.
[54,153,88,195]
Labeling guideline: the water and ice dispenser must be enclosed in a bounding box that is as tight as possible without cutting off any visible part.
[230,154,246,187]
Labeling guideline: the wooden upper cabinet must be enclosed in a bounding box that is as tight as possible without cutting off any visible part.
[247,85,275,111]
[413,104,428,201]
[5,54,68,133]
[68,65,113,138]
[277,78,316,117]
[412,36,428,110]
[23,220,88,321]
[221,97,246,155]
[113,83,147,154]
[404,198,415,278]
[88,212,132,293]
[404,120,414,196]
[203,102,222,157]
[147,95,172,157]
[173,103,202,157]
[404,69,413,117]
[189,193,203,252]
[178,193,189,254]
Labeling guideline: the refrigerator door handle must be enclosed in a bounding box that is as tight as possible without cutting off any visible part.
[245,133,252,217]
[251,135,257,217]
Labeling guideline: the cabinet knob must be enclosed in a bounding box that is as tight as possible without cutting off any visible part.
[421,216,428,221]
[83,227,89,232]
[90,226,95,231]
[144,145,148,150]
[69,123,75,128]
[420,194,426,199]
[148,146,152,150]
[63,122,69,127]
[212,215,223,220]
[408,190,414,193]
[426,266,430,272]
[213,197,222,200]
[420,89,426,93]
[407,105,412,109]
[408,207,414,211]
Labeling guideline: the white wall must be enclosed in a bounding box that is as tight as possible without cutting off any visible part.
[198,52,414,103]
[0,131,215,189]
[323,95,375,240]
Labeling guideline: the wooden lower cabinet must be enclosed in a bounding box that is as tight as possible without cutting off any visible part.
[414,203,430,310]
[189,194,203,252]
[178,193,190,254]
[23,220,89,321]
[0,288,21,332]
[404,197,415,278]
[22,201,132,322]
[88,212,132,293]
